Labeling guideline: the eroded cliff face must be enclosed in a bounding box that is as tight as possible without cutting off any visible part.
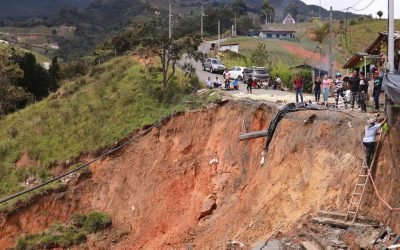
[1,101,399,249]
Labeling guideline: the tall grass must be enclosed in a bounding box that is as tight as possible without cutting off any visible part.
[0,55,204,201]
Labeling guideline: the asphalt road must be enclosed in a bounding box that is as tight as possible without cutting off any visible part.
[194,40,302,99]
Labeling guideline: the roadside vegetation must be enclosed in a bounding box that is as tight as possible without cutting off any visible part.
[0,53,218,208]
[16,211,112,250]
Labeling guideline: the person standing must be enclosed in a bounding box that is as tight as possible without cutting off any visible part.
[373,76,382,112]
[322,75,330,103]
[348,71,360,109]
[359,72,368,112]
[223,69,230,89]
[293,73,304,103]
[363,117,386,166]
[247,77,253,94]
[275,75,282,90]
[333,73,347,108]
[314,76,322,102]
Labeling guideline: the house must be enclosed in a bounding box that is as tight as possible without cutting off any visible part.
[343,31,400,128]
[344,32,400,73]
[219,43,239,53]
[259,30,295,39]
[282,13,296,25]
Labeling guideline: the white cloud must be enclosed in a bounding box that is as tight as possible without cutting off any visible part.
[301,0,400,19]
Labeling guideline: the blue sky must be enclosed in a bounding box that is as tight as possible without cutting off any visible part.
[301,0,400,18]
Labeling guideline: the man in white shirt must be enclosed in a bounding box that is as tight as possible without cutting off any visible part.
[363,117,386,166]
[205,77,213,89]
[213,77,221,88]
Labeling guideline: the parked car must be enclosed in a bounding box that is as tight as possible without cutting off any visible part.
[202,58,226,74]
[243,67,269,83]
[228,66,247,80]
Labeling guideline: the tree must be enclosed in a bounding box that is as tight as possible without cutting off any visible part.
[13,53,54,100]
[204,5,234,35]
[49,56,60,88]
[377,10,383,19]
[250,42,270,67]
[259,0,275,23]
[236,16,255,35]
[310,21,329,76]
[0,52,33,114]
[232,0,248,16]
[138,18,203,89]
[284,3,299,19]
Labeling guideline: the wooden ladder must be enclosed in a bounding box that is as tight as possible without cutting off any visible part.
[345,131,383,224]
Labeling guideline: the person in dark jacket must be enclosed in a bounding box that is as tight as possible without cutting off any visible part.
[348,71,360,109]
[314,76,322,102]
[373,76,382,112]
[359,72,368,112]
[293,73,304,103]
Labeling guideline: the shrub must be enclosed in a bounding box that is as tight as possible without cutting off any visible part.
[83,211,112,233]
[16,224,87,250]
[16,211,112,250]
[270,63,295,89]
[298,69,313,93]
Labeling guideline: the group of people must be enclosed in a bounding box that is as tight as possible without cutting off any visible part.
[205,75,239,90]
[312,70,382,112]
[246,76,281,94]
[205,69,283,94]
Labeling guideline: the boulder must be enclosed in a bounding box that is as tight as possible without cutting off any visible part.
[198,195,216,220]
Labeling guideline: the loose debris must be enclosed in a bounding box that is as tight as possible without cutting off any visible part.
[226,240,246,249]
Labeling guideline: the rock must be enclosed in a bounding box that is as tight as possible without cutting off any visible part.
[304,114,317,124]
[226,240,246,249]
[197,89,208,95]
[347,122,353,128]
[209,159,219,165]
[25,175,37,186]
[355,227,381,249]
[252,240,284,250]
[301,241,322,250]
[198,195,216,220]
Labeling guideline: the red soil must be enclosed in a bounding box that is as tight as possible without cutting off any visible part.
[280,42,343,72]
[1,101,399,249]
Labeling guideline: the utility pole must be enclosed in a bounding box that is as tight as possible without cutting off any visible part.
[218,20,220,50]
[388,0,395,73]
[329,6,334,77]
[386,0,395,120]
[234,12,237,37]
[201,2,204,40]
[319,0,322,20]
[168,0,172,39]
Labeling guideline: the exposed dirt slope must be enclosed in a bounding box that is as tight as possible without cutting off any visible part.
[0,101,399,249]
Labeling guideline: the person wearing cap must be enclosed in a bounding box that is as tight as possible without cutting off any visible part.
[363,116,386,166]
[333,73,347,109]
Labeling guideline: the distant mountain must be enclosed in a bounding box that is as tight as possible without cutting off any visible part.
[0,0,95,19]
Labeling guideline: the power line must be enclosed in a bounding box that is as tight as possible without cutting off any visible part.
[339,0,364,11]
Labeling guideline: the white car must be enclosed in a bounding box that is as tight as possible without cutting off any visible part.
[228,66,246,80]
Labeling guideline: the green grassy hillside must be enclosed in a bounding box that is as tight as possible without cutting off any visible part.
[346,19,400,53]
[0,55,210,207]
